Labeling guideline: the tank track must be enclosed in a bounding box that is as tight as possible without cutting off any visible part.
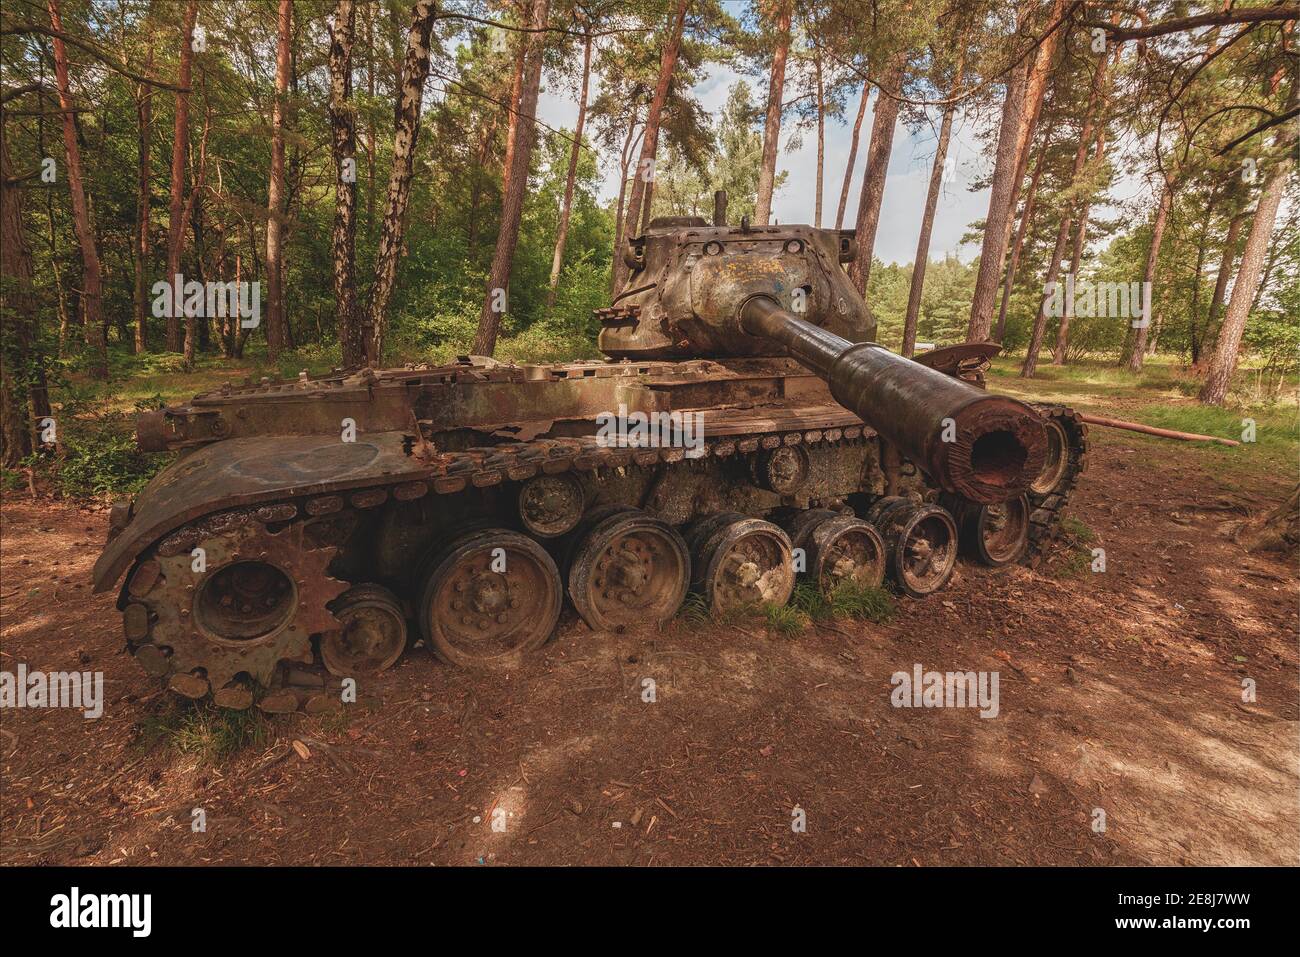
[1026,405,1089,554]
[119,408,1087,708]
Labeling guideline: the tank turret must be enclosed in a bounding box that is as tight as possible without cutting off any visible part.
[603,194,1046,504]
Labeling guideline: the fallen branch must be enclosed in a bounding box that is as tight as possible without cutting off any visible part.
[1078,413,1241,447]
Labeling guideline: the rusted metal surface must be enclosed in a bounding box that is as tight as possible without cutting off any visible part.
[124,513,348,689]
[96,215,1089,707]
[94,431,424,593]
[601,221,875,358]
[740,296,1047,504]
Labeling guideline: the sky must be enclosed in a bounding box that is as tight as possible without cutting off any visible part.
[536,65,1155,267]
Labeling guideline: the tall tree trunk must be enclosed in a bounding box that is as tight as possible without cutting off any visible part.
[1,120,44,464]
[1019,209,1070,378]
[847,54,905,294]
[1052,42,1113,365]
[366,0,438,364]
[471,0,552,356]
[1121,179,1173,371]
[1204,210,1245,348]
[265,0,291,361]
[640,176,655,232]
[613,0,689,294]
[835,79,869,230]
[997,0,1065,244]
[329,0,362,368]
[993,130,1048,342]
[901,54,964,357]
[965,56,1030,342]
[1185,198,1214,365]
[365,8,377,243]
[546,28,593,310]
[610,118,640,296]
[47,0,107,379]
[165,0,198,353]
[754,0,792,225]
[133,44,154,354]
[814,50,824,228]
[1198,154,1293,405]
[180,103,210,366]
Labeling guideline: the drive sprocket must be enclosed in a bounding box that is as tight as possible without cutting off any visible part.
[121,509,349,697]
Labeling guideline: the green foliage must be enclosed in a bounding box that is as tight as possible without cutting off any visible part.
[792,579,895,623]
[650,81,772,222]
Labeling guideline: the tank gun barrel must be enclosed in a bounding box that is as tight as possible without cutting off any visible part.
[739,295,1046,504]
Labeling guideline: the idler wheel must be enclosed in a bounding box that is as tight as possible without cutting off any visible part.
[1030,418,1070,495]
[321,584,409,676]
[518,473,585,538]
[418,529,561,668]
[567,509,690,632]
[866,497,958,598]
[783,510,886,590]
[690,515,795,613]
[943,493,1031,567]
[753,445,811,495]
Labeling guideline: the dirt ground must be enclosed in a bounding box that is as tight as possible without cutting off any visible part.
[2,423,1297,866]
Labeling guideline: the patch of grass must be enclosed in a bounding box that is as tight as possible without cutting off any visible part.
[791,579,895,624]
[762,602,809,637]
[136,699,270,764]
[790,581,833,620]
[1060,515,1097,544]
[826,580,896,623]
[676,592,711,625]
[315,708,352,736]
[1054,516,1099,579]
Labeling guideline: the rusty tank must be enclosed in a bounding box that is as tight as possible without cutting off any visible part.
[93,193,1087,712]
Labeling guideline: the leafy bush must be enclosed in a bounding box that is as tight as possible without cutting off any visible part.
[50,413,168,498]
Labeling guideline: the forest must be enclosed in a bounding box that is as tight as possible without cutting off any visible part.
[0,0,1296,477]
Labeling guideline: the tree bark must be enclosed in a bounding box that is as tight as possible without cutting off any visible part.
[47,0,107,379]
[180,103,210,366]
[1052,40,1113,365]
[1198,154,1293,405]
[1204,210,1244,344]
[366,0,438,364]
[847,54,905,295]
[329,0,362,368]
[471,0,552,356]
[164,0,197,353]
[265,0,291,361]
[1020,208,1070,378]
[901,55,964,358]
[132,42,154,354]
[965,56,1029,342]
[754,0,792,226]
[835,79,869,230]
[613,0,689,294]
[1,119,45,465]
[993,130,1048,342]
[546,28,593,310]
[1121,179,1172,371]
[610,117,640,296]
[1185,198,1215,365]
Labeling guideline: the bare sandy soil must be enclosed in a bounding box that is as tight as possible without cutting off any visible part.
[1,427,1296,866]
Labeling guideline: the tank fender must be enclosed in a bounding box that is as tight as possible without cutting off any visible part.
[92,431,427,593]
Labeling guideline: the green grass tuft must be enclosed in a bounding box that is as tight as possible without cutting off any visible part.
[136,698,269,764]
[825,580,896,623]
[761,602,809,637]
